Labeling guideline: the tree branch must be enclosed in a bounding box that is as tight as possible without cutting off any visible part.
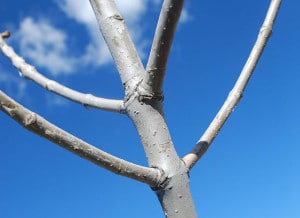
[0,35,125,113]
[0,90,163,186]
[141,0,184,98]
[182,0,282,170]
[89,0,145,97]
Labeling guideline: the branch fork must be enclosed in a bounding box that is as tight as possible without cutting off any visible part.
[0,1,282,217]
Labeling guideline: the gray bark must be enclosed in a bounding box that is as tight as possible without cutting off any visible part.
[182,0,282,170]
[0,38,125,113]
[125,97,197,217]
[0,0,282,217]
[143,0,185,98]
[89,1,197,215]
[0,91,161,186]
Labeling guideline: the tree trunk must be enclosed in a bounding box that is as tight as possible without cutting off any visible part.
[126,96,197,217]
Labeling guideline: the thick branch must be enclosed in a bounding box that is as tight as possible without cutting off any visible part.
[0,91,162,186]
[126,96,197,217]
[142,0,184,97]
[182,0,282,169]
[0,35,125,113]
[89,0,145,96]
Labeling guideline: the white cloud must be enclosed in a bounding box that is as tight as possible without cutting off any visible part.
[56,0,153,66]
[45,93,69,107]
[58,0,152,26]
[13,0,189,76]
[0,68,27,99]
[56,0,112,67]
[179,8,192,24]
[56,0,95,25]
[16,17,77,75]
[115,0,147,23]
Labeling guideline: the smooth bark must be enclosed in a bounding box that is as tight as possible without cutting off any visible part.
[142,0,185,98]
[0,91,161,186]
[0,1,282,217]
[0,36,124,113]
[89,0,145,97]
[90,1,197,215]
[182,0,282,169]
[125,96,197,217]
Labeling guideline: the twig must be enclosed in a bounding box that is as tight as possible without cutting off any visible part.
[0,90,162,186]
[182,0,282,169]
[0,34,125,113]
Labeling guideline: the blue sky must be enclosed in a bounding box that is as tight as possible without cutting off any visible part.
[1,0,300,217]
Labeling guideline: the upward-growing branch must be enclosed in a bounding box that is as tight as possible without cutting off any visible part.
[182,0,282,169]
[89,0,145,97]
[142,0,184,98]
[0,1,283,217]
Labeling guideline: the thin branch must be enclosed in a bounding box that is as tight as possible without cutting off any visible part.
[142,0,184,98]
[89,0,145,96]
[182,0,282,170]
[0,35,125,113]
[0,90,163,186]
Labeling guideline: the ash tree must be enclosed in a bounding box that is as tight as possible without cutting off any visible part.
[0,0,282,217]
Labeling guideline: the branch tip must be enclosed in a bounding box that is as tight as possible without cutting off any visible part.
[183,0,282,170]
[1,30,11,39]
